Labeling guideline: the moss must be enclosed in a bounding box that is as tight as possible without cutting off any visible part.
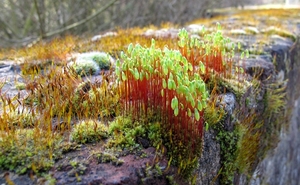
[107,116,146,149]
[74,52,113,70]
[166,175,178,185]
[15,82,26,90]
[96,151,124,166]
[68,59,100,76]
[0,129,64,174]
[262,27,296,41]
[91,52,113,70]
[71,79,120,118]
[215,125,239,184]
[235,120,261,175]
[204,101,226,128]
[260,80,287,154]
[147,122,163,148]
[0,110,35,130]
[70,120,108,144]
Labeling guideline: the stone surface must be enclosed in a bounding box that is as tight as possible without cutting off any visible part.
[196,129,221,185]
[250,37,300,185]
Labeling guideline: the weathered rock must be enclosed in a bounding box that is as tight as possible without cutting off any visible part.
[0,61,26,98]
[250,37,300,185]
[196,129,221,185]
[239,58,275,80]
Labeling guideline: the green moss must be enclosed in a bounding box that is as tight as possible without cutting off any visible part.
[204,101,226,128]
[107,116,145,149]
[215,125,239,184]
[0,129,64,174]
[235,121,261,175]
[71,120,108,144]
[70,52,112,75]
[147,122,163,148]
[96,151,124,166]
[0,110,35,130]
[71,80,120,118]
[69,59,100,76]
[166,175,178,185]
[260,80,287,154]
[91,52,112,70]
[15,82,26,90]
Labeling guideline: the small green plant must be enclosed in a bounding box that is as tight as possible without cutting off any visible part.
[96,151,124,166]
[116,32,208,148]
[71,119,108,144]
[90,52,113,70]
[69,52,113,76]
[235,119,262,175]
[107,116,145,149]
[114,25,245,179]
[43,173,57,185]
[0,128,64,174]
[72,77,120,119]
[15,82,26,90]
[0,109,35,129]
[70,159,79,168]
[215,126,239,184]
[147,122,163,148]
[69,59,100,76]
[260,79,287,153]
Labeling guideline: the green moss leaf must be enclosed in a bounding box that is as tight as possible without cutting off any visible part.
[194,108,200,121]
[171,96,178,110]
[162,78,167,89]
[197,100,203,111]
[174,107,179,116]
[121,71,127,81]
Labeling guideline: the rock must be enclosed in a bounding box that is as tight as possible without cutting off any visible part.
[216,93,236,115]
[250,37,300,185]
[143,28,179,38]
[244,27,260,34]
[91,32,117,42]
[196,129,221,185]
[238,58,275,80]
[230,29,247,35]
[186,24,205,33]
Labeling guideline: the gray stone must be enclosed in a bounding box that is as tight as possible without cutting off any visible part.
[216,93,236,115]
[250,37,300,185]
[196,129,220,185]
[239,58,275,80]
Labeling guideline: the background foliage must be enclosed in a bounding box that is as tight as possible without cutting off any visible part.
[0,0,273,48]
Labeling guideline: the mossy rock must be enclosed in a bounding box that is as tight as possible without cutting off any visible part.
[68,59,100,76]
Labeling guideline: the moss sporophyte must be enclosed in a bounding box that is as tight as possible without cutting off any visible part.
[115,25,246,178]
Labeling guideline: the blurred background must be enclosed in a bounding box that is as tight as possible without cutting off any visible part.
[0,0,299,48]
